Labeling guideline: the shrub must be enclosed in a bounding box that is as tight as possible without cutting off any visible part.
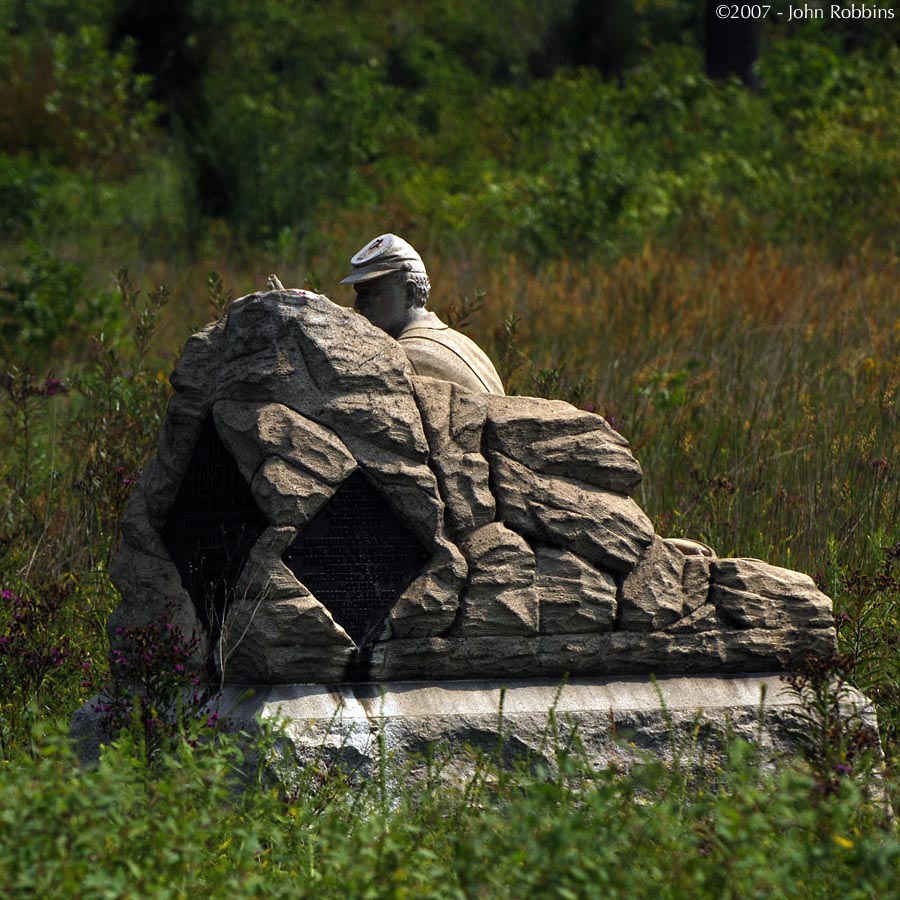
[1,720,899,899]
[0,244,116,365]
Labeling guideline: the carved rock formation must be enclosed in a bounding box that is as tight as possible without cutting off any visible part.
[109,290,836,683]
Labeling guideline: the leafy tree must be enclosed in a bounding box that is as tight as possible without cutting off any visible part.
[45,26,159,206]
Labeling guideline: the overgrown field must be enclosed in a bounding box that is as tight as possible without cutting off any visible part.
[2,2,900,896]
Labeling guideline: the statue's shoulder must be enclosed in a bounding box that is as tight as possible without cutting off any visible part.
[399,316,504,395]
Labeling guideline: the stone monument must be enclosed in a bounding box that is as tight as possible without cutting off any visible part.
[74,236,876,772]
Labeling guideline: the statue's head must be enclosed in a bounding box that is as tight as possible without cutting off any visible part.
[341,234,431,336]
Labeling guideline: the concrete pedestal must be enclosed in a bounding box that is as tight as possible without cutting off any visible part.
[72,674,879,778]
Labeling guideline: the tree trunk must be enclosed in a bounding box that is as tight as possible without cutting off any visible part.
[705,0,760,88]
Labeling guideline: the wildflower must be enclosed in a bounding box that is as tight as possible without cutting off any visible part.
[42,377,66,397]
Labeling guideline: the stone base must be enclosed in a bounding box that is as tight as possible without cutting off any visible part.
[72,674,879,778]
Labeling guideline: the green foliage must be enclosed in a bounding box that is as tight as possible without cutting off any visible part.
[44,26,160,200]
[0,21,158,178]
[0,156,56,235]
[0,583,94,755]
[833,547,900,759]
[4,1,900,258]
[637,360,703,410]
[0,719,899,899]
[783,655,882,794]
[0,0,116,34]
[0,727,273,897]
[0,244,116,364]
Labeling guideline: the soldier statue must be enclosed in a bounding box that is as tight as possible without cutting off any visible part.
[340,234,505,396]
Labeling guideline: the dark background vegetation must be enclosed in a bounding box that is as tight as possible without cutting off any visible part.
[2,1,900,895]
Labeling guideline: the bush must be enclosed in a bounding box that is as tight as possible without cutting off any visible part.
[0,720,898,899]
[0,244,117,364]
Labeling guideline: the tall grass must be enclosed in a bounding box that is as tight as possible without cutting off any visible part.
[457,244,900,579]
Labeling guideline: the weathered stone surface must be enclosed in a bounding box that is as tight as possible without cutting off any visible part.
[160,322,229,499]
[412,377,494,535]
[618,536,686,631]
[710,558,835,631]
[376,620,837,681]
[169,318,227,408]
[232,526,307,604]
[155,395,208,479]
[213,400,357,486]
[484,395,643,494]
[682,554,712,614]
[137,455,186,527]
[221,290,326,364]
[250,457,335,527]
[454,523,538,636]
[107,543,206,665]
[218,292,429,463]
[218,507,357,686]
[490,452,654,572]
[220,588,354,684]
[72,675,880,775]
[388,543,467,639]
[212,343,321,412]
[119,471,170,558]
[353,455,445,549]
[665,603,720,635]
[218,294,444,554]
[535,546,617,634]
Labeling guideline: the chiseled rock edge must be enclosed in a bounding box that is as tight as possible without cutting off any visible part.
[108,291,837,683]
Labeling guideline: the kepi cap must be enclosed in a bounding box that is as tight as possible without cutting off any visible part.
[341,233,427,284]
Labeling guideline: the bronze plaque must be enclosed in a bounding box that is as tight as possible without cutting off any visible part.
[283,471,428,646]
[162,417,268,636]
